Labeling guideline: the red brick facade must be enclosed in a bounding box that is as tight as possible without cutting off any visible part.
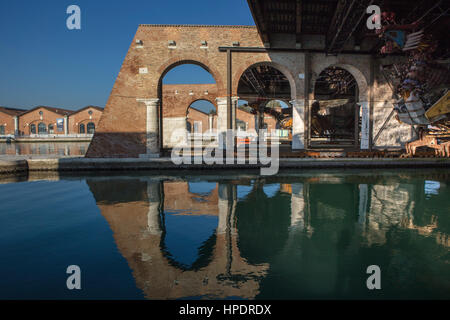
[84,23,406,156]
[68,106,103,134]
[86,25,277,157]
[0,106,103,136]
[18,107,72,135]
[187,108,216,133]
[163,84,217,118]
[0,107,24,135]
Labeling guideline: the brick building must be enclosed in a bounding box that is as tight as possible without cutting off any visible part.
[68,106,104,135]
[82,0,449,158]
[187,107,216,133]
[84,21,404,157]
[0,105,104,137]
[19,106,73,136]
[0,107,25,136]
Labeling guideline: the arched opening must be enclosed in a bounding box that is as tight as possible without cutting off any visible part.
[188,182,217,195]
[0,125,5,135]
[38,122,47,134]
[79,123,85,134]
[87,122,95,134]
[48,124,54,134]
[311,66,359,148]
[160,63,218,149]
[237,63,293,148]
[186,100,217,134]
[30,124,36,134]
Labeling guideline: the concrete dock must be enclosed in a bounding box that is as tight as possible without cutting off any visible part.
[1,156,449,175]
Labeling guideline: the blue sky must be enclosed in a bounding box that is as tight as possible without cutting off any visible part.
[0,0,254,110]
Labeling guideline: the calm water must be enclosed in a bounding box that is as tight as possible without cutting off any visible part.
[0,142,90,156]
[0,169,449,300]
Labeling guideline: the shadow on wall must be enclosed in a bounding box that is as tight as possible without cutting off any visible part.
[86,132,147,158]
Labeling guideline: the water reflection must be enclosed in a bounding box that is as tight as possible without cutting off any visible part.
[87,178,268,299]
[82,171,449,299]
[0,142,89,156]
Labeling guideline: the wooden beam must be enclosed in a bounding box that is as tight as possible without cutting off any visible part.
[247,0,270,44]
[296,0,302,45]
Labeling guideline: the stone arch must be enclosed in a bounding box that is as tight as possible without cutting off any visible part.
[233,61,297,100]
[310,62,370,149]
[158,59,222,148]
[311,63,369,102]
[185,98,217,115]
[157,57,225,95]
[186,99,217,133]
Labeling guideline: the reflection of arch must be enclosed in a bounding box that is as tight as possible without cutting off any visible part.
[311,63,368,102]
[263,184,281,198]
[188,181,217,196]
[234,61,297,99]
[87,178,268,299]
[161,227,217,271]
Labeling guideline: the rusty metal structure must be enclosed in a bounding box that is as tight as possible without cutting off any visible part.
[246,0,450,155]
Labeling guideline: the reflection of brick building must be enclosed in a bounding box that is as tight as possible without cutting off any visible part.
[0,105,104,136]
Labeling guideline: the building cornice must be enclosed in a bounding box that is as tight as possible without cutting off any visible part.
[139,24,256,29]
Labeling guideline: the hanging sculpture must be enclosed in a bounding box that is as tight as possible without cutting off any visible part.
[375,6,450,157]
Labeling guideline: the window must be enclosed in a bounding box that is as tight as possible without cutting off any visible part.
[87,122,95,134]
[38,122,47,134]
[0,125,5,135]
[48,124,54,134]
[30,124,36,134]
[236,119,246,131]
[79,124,85,134]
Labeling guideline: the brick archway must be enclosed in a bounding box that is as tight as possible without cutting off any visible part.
[310,63,369,149]
[311,63,369,102]
[186,98,217,114]
[157,57,225,96]
[233,61,297,100]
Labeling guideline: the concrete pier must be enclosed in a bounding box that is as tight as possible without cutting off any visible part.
[0,156,449,175]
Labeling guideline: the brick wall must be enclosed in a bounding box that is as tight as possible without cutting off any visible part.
[18,107,69,135]
[0,111,16,135]
[162,84,217,118]
[68,107,103,134]
[187,108,215,133]
[86,24,410,157]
